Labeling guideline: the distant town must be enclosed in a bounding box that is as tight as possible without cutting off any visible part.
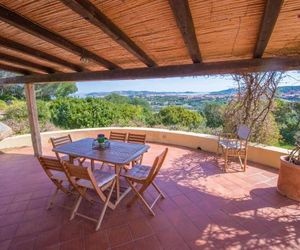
[79,85,300,111]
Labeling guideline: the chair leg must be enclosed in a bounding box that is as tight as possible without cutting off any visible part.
[238,155,244,170]
[127,181,155,216]
[70,195,83,220]
[152,181,166,199]
[79,158,86,166]
[95,180,116,231]
[243,155,247,171]
[47,187,60,210]
[127,182,148,207]
[224,150,228,172]
[70,187,87,220]
[99,161,105,171]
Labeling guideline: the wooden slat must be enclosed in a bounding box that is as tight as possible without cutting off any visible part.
[0,52,56,73]
[0,63,33,75]
[0,57,299,85]
[60,0,156,67]
[0,5,120,70]
[168,0,201,63]
[25,83,42,156]
[0,36,85,72]
[254,0,284,58]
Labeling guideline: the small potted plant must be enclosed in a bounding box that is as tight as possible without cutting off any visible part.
[92,134,110,150]
[277,141,300,201]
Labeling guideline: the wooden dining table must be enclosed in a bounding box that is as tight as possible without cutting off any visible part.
[52,138,150,206]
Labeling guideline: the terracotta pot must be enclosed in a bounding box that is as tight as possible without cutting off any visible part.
[277,155,300,202]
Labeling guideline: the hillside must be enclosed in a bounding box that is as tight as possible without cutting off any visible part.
[83,85,300,101]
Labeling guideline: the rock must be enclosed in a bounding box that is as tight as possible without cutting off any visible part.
[0,122,13,141]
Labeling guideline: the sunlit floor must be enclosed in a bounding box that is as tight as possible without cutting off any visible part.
[0,142,299,250]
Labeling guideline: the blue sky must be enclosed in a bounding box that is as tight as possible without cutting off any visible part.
[76,71,300,94]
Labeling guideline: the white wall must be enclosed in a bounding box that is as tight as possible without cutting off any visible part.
[0,127,288,169]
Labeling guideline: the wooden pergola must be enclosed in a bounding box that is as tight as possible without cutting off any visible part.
[0,0,299,156]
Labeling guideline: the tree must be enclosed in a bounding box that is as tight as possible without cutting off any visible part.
[36,82,77,100]
[104,93,130,104]
[55,83,78,98]
[273,99,300,145]
[224,72,284,144]
[0,84,24,100]
[203,103,224,128]
[158,106,204,129]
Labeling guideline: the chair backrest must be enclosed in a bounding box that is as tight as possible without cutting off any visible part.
[147,148,168,182]
[127,133,146,144]
[63,162,90,180]
[38,156,70,195]
[62,162,110,201]
[51,135,73,160]
[109,131,127,142]
[237,125,250,140]
[38,156,64,179]
[50,135,72,148]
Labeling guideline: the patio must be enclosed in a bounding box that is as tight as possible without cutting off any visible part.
[0,1,300,249]
[1,142,299,250]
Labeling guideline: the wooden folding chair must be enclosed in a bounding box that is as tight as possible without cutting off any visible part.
[38,156,72,210]
[109,131,127,142]
[127,133,147,166]
[122,148,168,216]
[62,162,116,231]
[51,134,85,165]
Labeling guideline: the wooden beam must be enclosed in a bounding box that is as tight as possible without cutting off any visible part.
[0,57,299,85]
[0,52,56,74]
[0,5,120,70]
[0,36,85,72]
[254,0,283,58]
[60,0,156,67]
[24,84,42,156]
[0,63,33,75]
[169,0,201,63]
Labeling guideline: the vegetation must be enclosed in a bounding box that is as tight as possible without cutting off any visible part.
[157,106,203,129]
[0,70,299,148]
[223,72,284,144]
[3,100,53,134]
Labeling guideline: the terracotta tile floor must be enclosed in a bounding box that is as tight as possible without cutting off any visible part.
[0,143,299,250]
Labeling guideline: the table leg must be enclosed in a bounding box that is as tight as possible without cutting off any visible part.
[113,164,134,206]
[115,165,121,201]
[91,160,95,171]
[69,156,75,164]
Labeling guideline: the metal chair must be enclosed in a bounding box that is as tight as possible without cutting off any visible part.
[38,156,72,209]
[62,162,116,231]
[122,148,168,216]
[218,125,250,172]
[50,134,85,165]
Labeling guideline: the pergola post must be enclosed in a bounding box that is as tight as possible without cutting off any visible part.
[24,83,42,156]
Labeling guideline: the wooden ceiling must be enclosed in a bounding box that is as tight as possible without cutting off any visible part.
[0,0,299,84]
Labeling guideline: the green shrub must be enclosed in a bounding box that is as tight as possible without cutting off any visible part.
[3,100,52,134]
[158,106,204,129]
[50,97,152,129]
[0,100,7,111]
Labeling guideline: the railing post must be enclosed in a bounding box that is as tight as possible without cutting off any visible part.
[24,83,42,156]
